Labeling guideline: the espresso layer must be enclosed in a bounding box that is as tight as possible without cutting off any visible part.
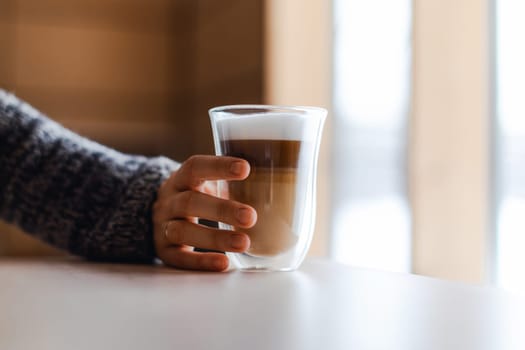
[221,139,303,257]
[220,139,301,169]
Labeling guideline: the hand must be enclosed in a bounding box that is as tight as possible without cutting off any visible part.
[152,155,257,271]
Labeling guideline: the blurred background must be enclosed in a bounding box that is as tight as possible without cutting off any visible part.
[1,0,524,295]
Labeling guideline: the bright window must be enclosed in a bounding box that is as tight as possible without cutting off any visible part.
[495,0,525,294]
[331,0,412,272]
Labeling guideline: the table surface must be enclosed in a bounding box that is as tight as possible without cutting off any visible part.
[0,258,524,350]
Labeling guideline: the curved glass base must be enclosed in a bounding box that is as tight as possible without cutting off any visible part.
[239,266,295,272]
[228,252,302,272]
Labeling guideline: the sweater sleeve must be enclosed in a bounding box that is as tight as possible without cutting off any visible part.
[0,89,180,263]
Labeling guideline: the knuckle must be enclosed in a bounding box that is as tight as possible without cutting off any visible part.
[183,156,204,188]
[161,175,173,191]
[153,199,172,223]
[175,191,195,216]
[184,156,198,175]
[169,221,186,244]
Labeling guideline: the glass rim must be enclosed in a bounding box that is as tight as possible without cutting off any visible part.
[209,104,327,115]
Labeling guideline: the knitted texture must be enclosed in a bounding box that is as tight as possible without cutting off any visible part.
[0,90,179,262]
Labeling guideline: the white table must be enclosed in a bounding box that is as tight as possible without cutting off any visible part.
[0,258,524,350]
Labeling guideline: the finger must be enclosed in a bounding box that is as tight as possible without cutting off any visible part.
[159,246,230,272]
[167,191,257,228]
[164,220,250,252]
[172,155,250,190]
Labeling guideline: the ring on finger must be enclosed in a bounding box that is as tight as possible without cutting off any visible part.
[163,220,174,240]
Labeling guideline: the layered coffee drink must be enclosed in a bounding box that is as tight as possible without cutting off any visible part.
[221,139,303,256]
[213,111,314,257]
[210,106,325,270]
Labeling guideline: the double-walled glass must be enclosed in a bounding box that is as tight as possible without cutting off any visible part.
[209,105,326,271]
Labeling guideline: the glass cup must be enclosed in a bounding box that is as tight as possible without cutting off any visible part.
[209,105,326,271]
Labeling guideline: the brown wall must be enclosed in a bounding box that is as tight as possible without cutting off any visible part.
[0,0,263,255]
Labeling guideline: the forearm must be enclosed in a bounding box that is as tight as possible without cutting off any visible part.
[0,90,179,262]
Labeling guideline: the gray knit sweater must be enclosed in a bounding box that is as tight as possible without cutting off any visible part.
[0,89,179,262]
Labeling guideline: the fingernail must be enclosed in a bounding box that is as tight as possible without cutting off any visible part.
[230,161,244,176]
[236,207,253,225]
[230,234,247,250]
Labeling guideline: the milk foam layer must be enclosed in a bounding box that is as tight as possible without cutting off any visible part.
[214,112,316,141]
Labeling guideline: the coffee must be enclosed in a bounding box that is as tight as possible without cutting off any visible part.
[221,139,303,257]
[210,105,326,270]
